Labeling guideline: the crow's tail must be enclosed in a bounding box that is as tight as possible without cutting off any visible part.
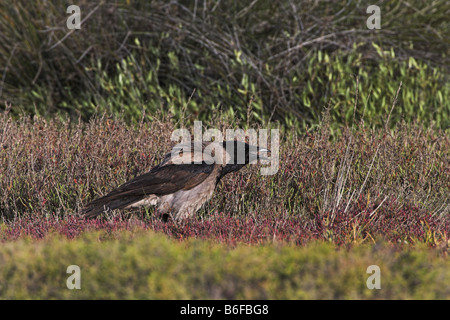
[82,195,143,218]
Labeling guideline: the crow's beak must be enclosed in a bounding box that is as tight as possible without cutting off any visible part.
[256,147,271,161]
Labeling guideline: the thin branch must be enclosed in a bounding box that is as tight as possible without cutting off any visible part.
[48,2,104,51]
[385,81,403,131]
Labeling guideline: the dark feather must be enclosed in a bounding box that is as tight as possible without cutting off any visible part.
[82,162,214,217]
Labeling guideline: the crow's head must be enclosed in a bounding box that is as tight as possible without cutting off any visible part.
[167,140,269,175]
[220,140,270,176]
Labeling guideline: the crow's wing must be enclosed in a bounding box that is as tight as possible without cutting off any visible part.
[82,163,215,218]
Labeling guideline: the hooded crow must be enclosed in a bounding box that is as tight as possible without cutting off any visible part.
[82,140,269,221]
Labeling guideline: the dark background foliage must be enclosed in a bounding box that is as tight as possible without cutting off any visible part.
[0,0,448,131]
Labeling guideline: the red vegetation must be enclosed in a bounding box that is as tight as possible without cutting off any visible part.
[3,196,448,247]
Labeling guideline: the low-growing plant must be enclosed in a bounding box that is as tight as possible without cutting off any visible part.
[0,229,449,299]
[0,107,448,246]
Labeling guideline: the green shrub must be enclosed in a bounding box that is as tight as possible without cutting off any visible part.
[0,230,448,299]
[289,43,449,133]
